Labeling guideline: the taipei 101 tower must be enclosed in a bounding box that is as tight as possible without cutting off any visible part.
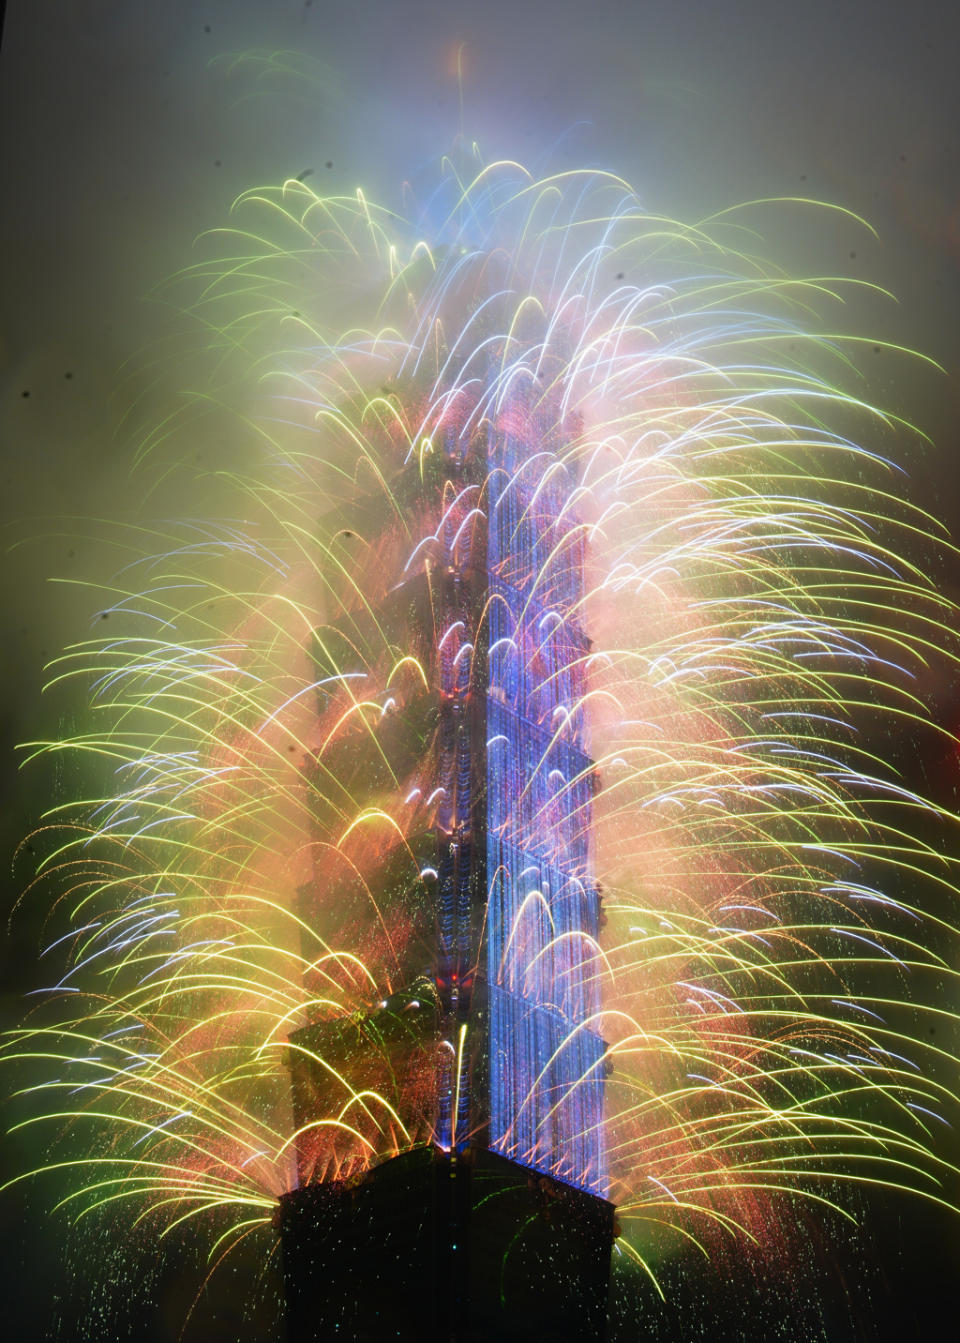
[277,346,615,1340]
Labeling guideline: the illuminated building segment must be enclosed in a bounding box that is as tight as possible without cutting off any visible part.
[484,388,607,1195]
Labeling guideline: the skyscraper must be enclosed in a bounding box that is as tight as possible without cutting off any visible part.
[279,368,614,1340]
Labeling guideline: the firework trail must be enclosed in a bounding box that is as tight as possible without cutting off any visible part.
[5,151,960,1323]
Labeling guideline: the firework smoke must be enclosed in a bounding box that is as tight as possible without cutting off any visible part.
[5,152,960,1333]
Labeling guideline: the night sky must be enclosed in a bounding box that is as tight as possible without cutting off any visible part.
[2,1,959,1338]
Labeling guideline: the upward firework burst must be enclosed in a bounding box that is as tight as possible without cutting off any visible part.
[6,152,960,1329]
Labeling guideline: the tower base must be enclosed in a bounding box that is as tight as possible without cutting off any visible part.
[276,1146,614,1341]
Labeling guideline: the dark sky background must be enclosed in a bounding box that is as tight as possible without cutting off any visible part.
[1,1,959,1338]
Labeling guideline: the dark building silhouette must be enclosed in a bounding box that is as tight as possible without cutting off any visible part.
[279,378,614,1339]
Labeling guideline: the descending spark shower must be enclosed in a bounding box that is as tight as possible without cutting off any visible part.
[6,155,960,1330]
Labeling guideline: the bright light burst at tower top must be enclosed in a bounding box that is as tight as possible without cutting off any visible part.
[6,149,960,1315]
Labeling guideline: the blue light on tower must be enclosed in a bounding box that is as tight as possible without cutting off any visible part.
[484,386,607,1195]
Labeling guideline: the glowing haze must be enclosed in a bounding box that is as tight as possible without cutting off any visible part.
[5,151,960,1324]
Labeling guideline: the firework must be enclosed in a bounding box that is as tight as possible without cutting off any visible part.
[5,152,960,1332]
